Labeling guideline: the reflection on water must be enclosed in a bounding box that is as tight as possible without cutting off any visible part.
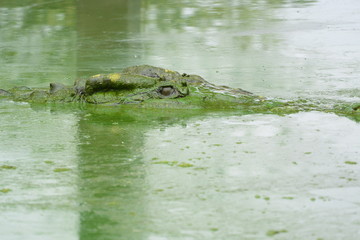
[1,0,360,239]
[76,0,142,75]
[1,0,359,97]
[77,109,148,239]
[0,0,76,88]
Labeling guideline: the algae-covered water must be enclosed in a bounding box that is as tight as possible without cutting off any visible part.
[1,0,360,239]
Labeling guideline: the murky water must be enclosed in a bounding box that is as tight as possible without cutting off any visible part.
[1,0,360,239]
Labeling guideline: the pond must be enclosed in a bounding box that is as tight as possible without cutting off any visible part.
[1,0,360,239]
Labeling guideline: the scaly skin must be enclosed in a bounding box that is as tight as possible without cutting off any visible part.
[1,65,359,119]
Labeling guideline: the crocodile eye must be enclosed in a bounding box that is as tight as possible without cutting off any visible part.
[156,85,186,99]
[159,86,174,96]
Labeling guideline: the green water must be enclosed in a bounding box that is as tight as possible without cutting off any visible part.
[1,0,360,239]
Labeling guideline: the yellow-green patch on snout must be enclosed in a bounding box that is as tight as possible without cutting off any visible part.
[85,73,157,94]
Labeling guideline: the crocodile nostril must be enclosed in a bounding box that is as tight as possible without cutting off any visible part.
[160,86,173,96]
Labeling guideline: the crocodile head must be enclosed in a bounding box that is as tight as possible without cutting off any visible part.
[76,65,192,105]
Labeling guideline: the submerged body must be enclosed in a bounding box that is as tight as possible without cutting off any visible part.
[0,65,359,118]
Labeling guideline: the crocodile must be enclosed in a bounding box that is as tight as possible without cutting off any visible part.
[0,65,359,119]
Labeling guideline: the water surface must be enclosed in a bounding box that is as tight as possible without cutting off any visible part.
[1,0,360,239]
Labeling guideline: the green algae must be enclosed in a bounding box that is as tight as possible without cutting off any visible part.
[0,188,11,193]
[53,168,71,172]
[344,161,357,165]
[255,195,270,200]
[244,150,256,154]
[177,163,194,168]
[1,165,17,170]
[340,177,356,181]
[282,196,295,200]
[152,161,194,168]
[266,229,288,236]
[152,161,179,166]
[270,106,301,115]
[154,189,164,193]
[212,144,223,147]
